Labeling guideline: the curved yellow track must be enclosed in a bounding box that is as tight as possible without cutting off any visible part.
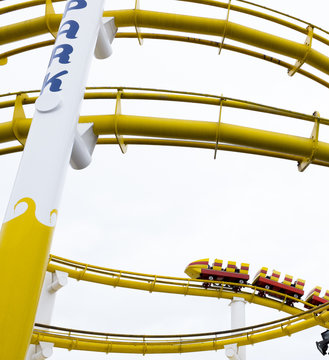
[1,1,329,78]
[29,304,329,354]
[46,255,321,316]
[1,87,329,169]
[3,33,329,90]
[25,254,328,354]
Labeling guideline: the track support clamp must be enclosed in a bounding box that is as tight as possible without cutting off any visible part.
[288,25,313,77]
[298,111,320,172]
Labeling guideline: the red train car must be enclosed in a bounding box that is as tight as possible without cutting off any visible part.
[185,258,249,289]
[252,267,305,304]
[304,287,329,309]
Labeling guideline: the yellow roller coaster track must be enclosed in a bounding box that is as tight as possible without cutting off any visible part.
[1,0,329,78]
[29,303,329,354]
[1,87,329,169]
[25,254,329,354]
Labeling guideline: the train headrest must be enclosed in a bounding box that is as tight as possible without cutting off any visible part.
[270,270,281,282]
[226,261,236,273]
[283,274,293,286]
[213,259,223,271]
[306,286,322,298]
[240,263,249,274]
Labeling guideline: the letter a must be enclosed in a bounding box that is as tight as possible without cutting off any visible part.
[58,20,79,39]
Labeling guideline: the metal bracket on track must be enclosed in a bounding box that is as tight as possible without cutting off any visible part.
[0,55,8,66]
[298,111,320,172]
[288,25,313,77]
[218,0,232,55]
[12,93,28,146]
[214,96,223,159]
[114,89,128,154]
[134,0,144,45]
[45,0,58,39]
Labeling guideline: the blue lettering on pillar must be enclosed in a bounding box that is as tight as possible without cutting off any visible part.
[58,20,80,39]
[41,0,87,95]
[49,44,73,67]
[63,0,87,18]
[41,71,69,94]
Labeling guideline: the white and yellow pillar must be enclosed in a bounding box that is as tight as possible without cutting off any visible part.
[0,0,114,358]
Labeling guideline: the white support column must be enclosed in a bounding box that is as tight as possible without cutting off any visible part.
[25,271,68,360]
[226,297,247,360]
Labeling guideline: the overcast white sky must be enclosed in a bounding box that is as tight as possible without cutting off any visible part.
[1,0,329,359]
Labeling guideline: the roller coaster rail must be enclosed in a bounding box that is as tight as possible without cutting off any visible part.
[2,0,329,78]
[46,255,327,317]
[1,87,329,170]
[28,261,329,355]
[28,304,329,354]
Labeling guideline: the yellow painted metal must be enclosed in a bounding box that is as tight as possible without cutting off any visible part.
[214,96,222,159]
[1,10,329,76]
[0,198,54,360]
[134,0,143,45]
[45,0,58,38]
[298,112,320,172]
[2,34,329,90]
[46,256,321,318]
[288,25,313,77]
[114,89,127,154]
[1,88,329,168]
[27,300,329,353]
[218,0,231,55]
[33,253,329,353]
[12,93,28,145]
[2,0,329,46]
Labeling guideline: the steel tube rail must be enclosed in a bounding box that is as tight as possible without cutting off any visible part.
[2,34,329,91]
[28,304,329,353]
[46,255,323,319]
[1,114,329,165]
[1,10,329,76]
[1,89,327,122]
[2,0,329,45]
[1,87,329,167]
